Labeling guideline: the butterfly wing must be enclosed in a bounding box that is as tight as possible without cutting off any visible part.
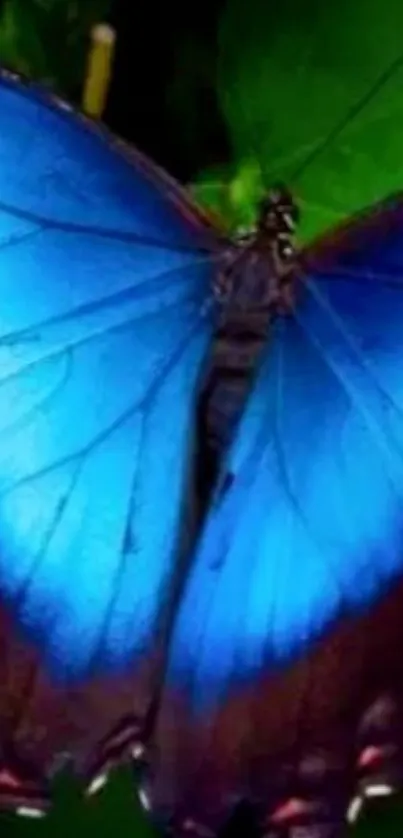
[150,195,403,834]
[0,69,223,797]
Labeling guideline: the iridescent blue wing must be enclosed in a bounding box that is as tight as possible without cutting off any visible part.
[150,195,403,835]
[0,69,223,799]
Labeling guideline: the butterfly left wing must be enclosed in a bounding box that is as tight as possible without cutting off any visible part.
[0,68,226,804]
[149,194,403,835]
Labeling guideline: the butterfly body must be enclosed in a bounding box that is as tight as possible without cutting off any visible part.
[200,186,298,469]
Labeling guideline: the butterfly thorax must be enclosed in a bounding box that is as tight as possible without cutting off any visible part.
[215,183,299,308]
[198,186,299,488]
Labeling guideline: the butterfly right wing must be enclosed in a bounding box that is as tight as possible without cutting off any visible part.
[149,195,403,835]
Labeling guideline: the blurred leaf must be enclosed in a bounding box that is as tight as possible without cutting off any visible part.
[1,764,155,838]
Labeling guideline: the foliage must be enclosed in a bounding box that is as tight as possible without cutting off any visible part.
[195,0,403,242]
[0,0,110,98]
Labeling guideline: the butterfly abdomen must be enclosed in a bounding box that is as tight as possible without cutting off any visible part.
[200,232,295,466]
[195,276,275,511]
[204,305,272,455]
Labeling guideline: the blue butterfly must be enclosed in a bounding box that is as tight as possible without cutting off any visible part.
[0,67,403,838]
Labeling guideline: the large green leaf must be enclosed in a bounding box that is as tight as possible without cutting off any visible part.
[195,0,403,242]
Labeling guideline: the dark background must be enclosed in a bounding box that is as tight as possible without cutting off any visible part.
[105,0,231,181]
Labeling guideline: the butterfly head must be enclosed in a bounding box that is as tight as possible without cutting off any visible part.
[257,184,300,241]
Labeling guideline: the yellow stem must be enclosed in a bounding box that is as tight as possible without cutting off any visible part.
[82,23,116,119]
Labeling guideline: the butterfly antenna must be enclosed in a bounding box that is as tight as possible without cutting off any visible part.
[290,50,403,185]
